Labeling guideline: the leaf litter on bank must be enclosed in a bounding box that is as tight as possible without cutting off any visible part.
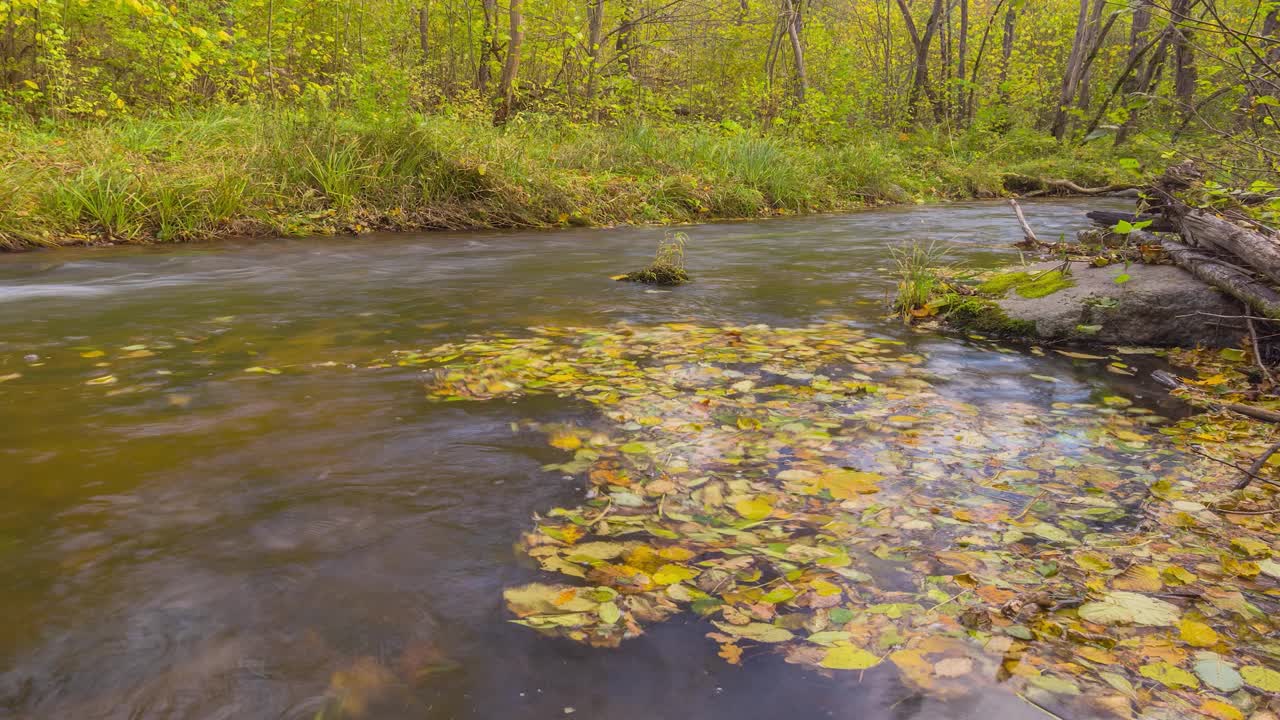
[409,321,1280,720]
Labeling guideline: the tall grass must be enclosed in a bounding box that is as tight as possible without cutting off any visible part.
[891,240,952,321]
[0,107,1154,249]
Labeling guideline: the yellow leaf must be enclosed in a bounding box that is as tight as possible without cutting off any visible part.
[1178,619,1219,648]
[1076,646,1118,665]
[1199,700,1243,720]
[734,496,774,521]
[811,469,882,499]
[820,645,880,670]
[810,579,842,596]
[657,546,696,562]
[652,564,699,585]
[1112,565,1163,592]
[718,642,743,665]
[548,431,581,451]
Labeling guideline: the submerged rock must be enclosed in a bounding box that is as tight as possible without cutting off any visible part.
[969,261,1245,347]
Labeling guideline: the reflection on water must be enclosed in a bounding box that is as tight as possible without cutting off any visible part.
[0,200,1175,719]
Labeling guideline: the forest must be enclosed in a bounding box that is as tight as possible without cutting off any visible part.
[0,0,1276,246]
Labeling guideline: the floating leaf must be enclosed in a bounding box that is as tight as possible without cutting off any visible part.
[1078,591,1180,626]
[1241,665,1280,692]
[712,621,794,643]
[652,564,699,585]
[933,657,973,678]
[1193,654,1243,692]
[733,496,773,521]
[1178,619,1219,648]
[819,645,880,670]
[1139,661,1199,689]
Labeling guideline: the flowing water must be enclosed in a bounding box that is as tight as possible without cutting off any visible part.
[0,200,1185,720]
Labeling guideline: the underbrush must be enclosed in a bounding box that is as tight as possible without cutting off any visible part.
[0,108,1161,249]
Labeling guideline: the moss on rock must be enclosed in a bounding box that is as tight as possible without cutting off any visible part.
[940,295,1039,339]
[974,269,1075,299]
[975,271,1033,295]
[1014,270,1075,298]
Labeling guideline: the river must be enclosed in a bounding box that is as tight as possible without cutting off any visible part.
[0,200,1186,720]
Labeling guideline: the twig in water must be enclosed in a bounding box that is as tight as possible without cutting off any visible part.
[1008,199,1041,245]
[1184,444,1280,490]
[1247,316,1276,385]
[1238,438,1280,490]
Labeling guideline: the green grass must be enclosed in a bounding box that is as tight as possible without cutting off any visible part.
[891,241,951,321]
[0,107,1159,249]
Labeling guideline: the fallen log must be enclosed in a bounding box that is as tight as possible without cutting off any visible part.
[1010,176,1143,197]
[1179,210,1280,287]
[1152,369,1280,423]
[1084,210,1176,233]
[1146,231,1280,320]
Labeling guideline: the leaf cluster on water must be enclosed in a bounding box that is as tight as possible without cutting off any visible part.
[410,321,1280,720]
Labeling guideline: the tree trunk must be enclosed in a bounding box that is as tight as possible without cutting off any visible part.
[584,0,606,104]
[495,0,523,122]
[1075,0,1107,111]
[956,0,968,117]
[896,0,943,118]
[998,5,1016,98]
[615,0,636,77]
[964,0,1007,121]
[1050,0,1092,139]
[478,0,496,92]
[1244,8,1279,110]
[1116,21,1169,144]
[419,4,430,64]
[1171,0,1196,116]
[783,0,807,101]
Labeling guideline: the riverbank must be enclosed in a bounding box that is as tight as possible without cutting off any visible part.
[0,108,1159,250]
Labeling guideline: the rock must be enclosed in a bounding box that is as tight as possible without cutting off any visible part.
[986,262,1245,347]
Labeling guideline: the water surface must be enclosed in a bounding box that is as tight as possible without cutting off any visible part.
[0,200,1177,720]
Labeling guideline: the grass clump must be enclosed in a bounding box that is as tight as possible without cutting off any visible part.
[620,232,690,285]
[891,240,951,321]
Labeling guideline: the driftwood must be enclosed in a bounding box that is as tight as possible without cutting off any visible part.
[1152,369,1280,423]
[1178,210,1280,286]
[1084,210,1176,233]
[1148,232,1280,320]
[1008,199,1041,245]
[1010,176,1142,197]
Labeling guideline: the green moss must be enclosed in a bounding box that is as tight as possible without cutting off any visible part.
[974,269,1075,299]
[975,271,1032,296]
[941,295,1038,339]
[1014,270,1075,299]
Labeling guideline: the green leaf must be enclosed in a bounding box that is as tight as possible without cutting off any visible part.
[1241,665,1280,692]
[597,601,621,624]
[1113,273,1131,285]
[1194,653,1244,692]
